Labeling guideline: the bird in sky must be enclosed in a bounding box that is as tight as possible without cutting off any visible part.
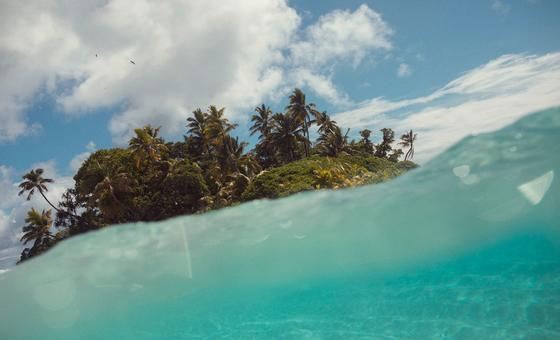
[130,60,136,65]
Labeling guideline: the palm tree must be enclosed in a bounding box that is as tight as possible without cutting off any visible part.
[205,106,239,163]
[313,110,337,135]
[212,134,261,179]
[20,169,89,228]
[18,168,61,213]
[388,149,404,162]
[286,88,316,157]
[215,135,246,174]
[249,104,273,138]
[250,104,277,168]
[317,125,352,157]
[375,128,395,159]
[207,106,237,138]
[129,125,168,169]
[212,137,262,204]
[399,130,417,161]
[20,208,53,250]
[359,129,374,155]
[186,108,210,157]
[55,188,97,233]
[89,173,134,222]
[269,112,306,163]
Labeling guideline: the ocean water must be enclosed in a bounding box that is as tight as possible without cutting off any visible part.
[0,108,559,339]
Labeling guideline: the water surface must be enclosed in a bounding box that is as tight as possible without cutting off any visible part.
[0,108,558,339]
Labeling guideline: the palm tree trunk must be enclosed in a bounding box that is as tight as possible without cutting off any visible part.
[289,143,294,162]
[32,237,42,251]
[302,119,309,157]
[39,188,87,223]
[226,140,236,170]
[38,189,62,213]
[405,147,413,161]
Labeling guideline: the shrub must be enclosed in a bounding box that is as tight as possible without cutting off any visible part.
[241,155,416,201]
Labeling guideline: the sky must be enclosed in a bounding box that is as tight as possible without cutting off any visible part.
[1,0,560,267]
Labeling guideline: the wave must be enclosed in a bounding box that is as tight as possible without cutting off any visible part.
[0,107,559,338]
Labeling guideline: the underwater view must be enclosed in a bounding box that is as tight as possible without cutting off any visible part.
[1,108,558,339]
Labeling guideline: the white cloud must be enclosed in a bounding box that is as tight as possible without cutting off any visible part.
[69,141,97,172]
[0,210,20,268]
[0,166,22,268]
[85,141,96,152]
[291,69,352,107]
[290,4,392,69]
[0,166,19,265]
[0,1,392,144]
[286,4,392,106]
[0,166,19,210]
[69,152,92,173]
[492,0,511,15]
[397,63,412,78]
[334,53,560,163]
[0,0,299,143]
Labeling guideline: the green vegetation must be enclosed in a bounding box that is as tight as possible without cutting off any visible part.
[16,89,418,263]
[242,155,410,201]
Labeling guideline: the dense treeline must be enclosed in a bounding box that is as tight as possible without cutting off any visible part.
[16,89,417,263]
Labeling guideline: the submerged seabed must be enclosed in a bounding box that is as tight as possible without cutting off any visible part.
[0,108,559,339]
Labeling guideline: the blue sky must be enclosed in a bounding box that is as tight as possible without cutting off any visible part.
[1,0,559,174]
[296,0,559,92]
[1,0,560,267]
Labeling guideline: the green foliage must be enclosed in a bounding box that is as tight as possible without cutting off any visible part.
[250,105,278,168]
[241,158,322,200]
[374,128,395,158]
[18,168,54,201]
[18,168,60,214]
[241,155,413,201]
[358,129,374,155]
[268,112,306,163]
[316,125,352,157]
[166,141,190,160]
[18,208,53,263]
[74,148,134,197]
[388,149,404,162]
[396,160,419,171]
[286,88,316,157]
[129,125,168,169]
[138,159,209,219]
[73,148,209,223]
[89,173,136,224]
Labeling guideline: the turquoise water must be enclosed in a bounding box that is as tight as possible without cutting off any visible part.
[0,108,558,339]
